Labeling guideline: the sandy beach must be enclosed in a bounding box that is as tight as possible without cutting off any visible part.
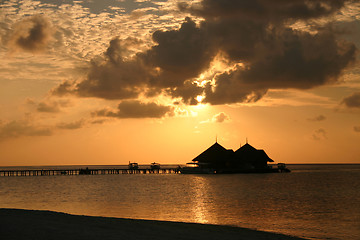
[0,208,306,240]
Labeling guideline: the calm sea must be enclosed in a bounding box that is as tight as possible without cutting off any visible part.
[0,164,359,240]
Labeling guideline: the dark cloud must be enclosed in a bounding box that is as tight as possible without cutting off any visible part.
[167,80,203,105]
[8,15,54,53]
[307,115,326,121]
[53,18,214,103]
[182,0,356,105]
[143,17,216,88]
[203,27,356,104]
[93,100,174,119]
[204,68,269,105]
[354,126,360,132]
[67,37,150,100]
[54,0,357,107]
[180,0,348,22]
[342,92,360,108]
[0,120,52,140]
[52,81,77,97]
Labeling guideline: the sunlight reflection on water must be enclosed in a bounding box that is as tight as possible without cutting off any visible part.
[191,176,211,224]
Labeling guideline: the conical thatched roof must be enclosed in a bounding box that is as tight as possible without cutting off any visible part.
[236,143,256,153]
[192,142,234,164]
[235,143,273,162]
[257,149,274,162]
[190,141,273,172]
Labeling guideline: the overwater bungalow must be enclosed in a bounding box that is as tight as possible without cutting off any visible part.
[181,140,287,174]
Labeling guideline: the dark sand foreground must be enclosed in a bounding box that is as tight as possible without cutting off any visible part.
[0,209,306,240]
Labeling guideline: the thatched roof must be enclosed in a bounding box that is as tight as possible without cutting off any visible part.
[191,142,274,168]
[235,143,273,162]
[192,142,234,163]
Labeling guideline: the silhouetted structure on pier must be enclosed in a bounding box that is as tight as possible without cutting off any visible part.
[182,140,283,174]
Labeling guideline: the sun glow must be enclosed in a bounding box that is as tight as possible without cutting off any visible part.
[196,95,204,103]
[192,95,207,111]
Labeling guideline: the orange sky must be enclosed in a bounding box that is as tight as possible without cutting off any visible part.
[1,0,360,166]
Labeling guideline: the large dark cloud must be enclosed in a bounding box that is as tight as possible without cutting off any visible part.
[8,15,54,53]
[54,0,357,107]
[93,100,174,119]
[54,18,213,103]
[179,0,348,22]
[74,37,150,100]
[204,27,356,104]
[191,0,356,104]
[142,17,216,88]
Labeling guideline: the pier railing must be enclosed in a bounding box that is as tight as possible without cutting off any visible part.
[0,167,181,177]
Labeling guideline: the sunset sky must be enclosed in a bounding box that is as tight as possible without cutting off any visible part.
[1,0,360,166]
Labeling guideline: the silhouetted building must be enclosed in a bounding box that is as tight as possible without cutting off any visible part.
[186,141,275,173]
[191,142,234,170]
[234,143,274,170]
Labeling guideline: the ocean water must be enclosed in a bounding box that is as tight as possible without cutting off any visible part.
[0,164,359,240]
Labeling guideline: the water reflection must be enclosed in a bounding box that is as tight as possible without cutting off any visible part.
[190,176,211,224]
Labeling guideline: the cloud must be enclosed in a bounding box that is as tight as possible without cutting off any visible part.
[180,0,349,21]
[199,112,231,124]
[37,102,60,113]
[8,15,54,53]
[341,92,360,108]
[53,0,357,107]
[312,128,327,140]
[59,37,150,100]
[0,117,90,140]
[354,126,360,132]
[52,81,77,97]
[203,27,356,104]
[54,18,214,102]
[189,0,356,105]
[56,120,85,130]
[307,114,326,121]
[0,120,52,140]
[36,100,71,113]
[93,100,174,119]
[212,112,230,123]
[90,119,108,125]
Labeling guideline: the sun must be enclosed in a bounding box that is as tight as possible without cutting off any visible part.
[196,95,204,103]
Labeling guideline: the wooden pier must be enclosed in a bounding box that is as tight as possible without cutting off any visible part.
[0,167,181,177]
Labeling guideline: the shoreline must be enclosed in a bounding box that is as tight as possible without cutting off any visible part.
[0,208,306,240]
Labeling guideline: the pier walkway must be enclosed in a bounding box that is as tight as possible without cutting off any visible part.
[0,167,180,177]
